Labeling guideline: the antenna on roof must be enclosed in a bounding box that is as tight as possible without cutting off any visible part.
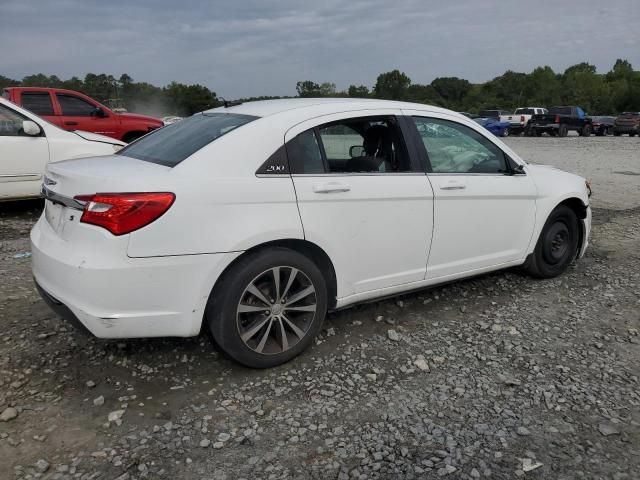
[219,97,243,108]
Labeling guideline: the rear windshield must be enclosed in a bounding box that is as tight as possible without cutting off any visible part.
[515,108,535,115]
[119,112,258,167]
[549,107,571,115]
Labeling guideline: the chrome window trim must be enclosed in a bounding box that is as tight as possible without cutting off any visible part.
[291,172,426,178]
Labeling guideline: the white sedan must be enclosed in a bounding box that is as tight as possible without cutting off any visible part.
[31,98,591,368]
[0,97,124,201]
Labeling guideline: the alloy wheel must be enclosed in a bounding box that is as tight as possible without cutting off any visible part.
[236,266,317,355]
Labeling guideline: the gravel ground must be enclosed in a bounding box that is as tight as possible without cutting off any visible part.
[504,135,640,210]
[1,139,639,479]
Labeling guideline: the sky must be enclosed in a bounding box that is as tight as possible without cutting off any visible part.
[1,0,639,98]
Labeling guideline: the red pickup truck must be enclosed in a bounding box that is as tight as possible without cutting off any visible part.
[2,87,163,142]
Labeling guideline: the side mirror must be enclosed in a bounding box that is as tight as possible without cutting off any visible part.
[92,107,107,118]
[22,120,42,136]
[349,145,364,157]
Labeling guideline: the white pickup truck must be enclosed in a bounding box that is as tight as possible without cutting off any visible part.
[500,107,548,135]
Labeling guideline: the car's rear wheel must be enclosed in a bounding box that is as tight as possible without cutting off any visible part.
[548,130,557,137]
[206,248,328,368]
[558,124,568,137]
[523,205,580,279]
[630,132,637,137]
[614,130,621,136]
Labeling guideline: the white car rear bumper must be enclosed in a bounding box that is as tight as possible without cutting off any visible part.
[31,215,240,338]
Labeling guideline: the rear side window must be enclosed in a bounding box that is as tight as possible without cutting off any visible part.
[549,107,571,115]
[57,94,96,116]
[21,92,54,116]
[119,112,258,167]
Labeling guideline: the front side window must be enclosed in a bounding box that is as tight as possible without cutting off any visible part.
[56,94,97,116]
[21,92,54,116]
[288,116,412,174]
[0,104,28,136]
[119,112,258,167]
[412,117,508,174]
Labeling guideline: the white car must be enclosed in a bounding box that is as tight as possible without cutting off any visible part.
[31,98,591,368]
[0,97,124,201]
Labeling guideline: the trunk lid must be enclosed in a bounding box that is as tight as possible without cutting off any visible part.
[42,155,172,241]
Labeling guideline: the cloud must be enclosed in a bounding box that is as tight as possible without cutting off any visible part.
[1,0,638,97]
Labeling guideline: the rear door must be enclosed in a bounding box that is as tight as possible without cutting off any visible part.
[55,92,117,137]
[19,91,62,127]
[286,110,434,298]
[0,103,49,199]
[404,111,537,280]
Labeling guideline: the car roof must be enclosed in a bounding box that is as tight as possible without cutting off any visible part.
[205,97,456,120]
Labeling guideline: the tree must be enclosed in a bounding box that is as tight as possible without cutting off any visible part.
[373,70,411,100]
[0,75,19,90]
[164,82,218,115]
[296,80,321,97]
[431,77,472,108]
[404,84,442,105]
[525,66,562,107]
[347,85,370,98]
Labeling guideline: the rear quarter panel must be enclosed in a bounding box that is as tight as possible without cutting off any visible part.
[126,119,304,257]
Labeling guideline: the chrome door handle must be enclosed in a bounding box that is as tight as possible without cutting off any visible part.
[440,180,466,190]
[313,182,351,193]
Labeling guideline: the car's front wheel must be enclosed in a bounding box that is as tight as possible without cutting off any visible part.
[523,205,580,278]
[207,248,328,368]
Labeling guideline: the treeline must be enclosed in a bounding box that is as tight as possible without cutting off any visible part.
[1,59,638,116]
[0,73,219,116]
[298,59,640,115]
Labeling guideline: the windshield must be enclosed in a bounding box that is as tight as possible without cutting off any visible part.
[118,112,258,167]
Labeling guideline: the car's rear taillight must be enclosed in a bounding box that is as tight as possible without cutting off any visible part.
[73,192,175,235]
[554,115,560,124]
[520,115,525,123]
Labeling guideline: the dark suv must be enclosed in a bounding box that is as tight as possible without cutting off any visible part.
[613,112,640,136]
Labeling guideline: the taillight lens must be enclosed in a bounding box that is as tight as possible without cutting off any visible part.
[73,192,175,235]
[554,115,560,124]
[520,115,525,122]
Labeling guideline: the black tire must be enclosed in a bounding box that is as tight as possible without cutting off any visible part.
[549,130,557,137]
[534,129,542,137]
[523,205,580,279]
[595,128,604,137]
[206,247,328,368]
[613,130,621,137]
[580,125,591,137]
[558,124,568,137]
[630,132,637,137]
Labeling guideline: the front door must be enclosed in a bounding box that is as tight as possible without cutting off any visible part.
[54,92,117,137]
[0,104,49,199]
[405,112,537,280]
[286,111,434,299]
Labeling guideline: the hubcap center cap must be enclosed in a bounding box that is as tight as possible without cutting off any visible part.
[271,304,284,316]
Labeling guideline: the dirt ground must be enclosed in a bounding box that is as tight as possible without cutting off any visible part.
[0,136,639,479]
